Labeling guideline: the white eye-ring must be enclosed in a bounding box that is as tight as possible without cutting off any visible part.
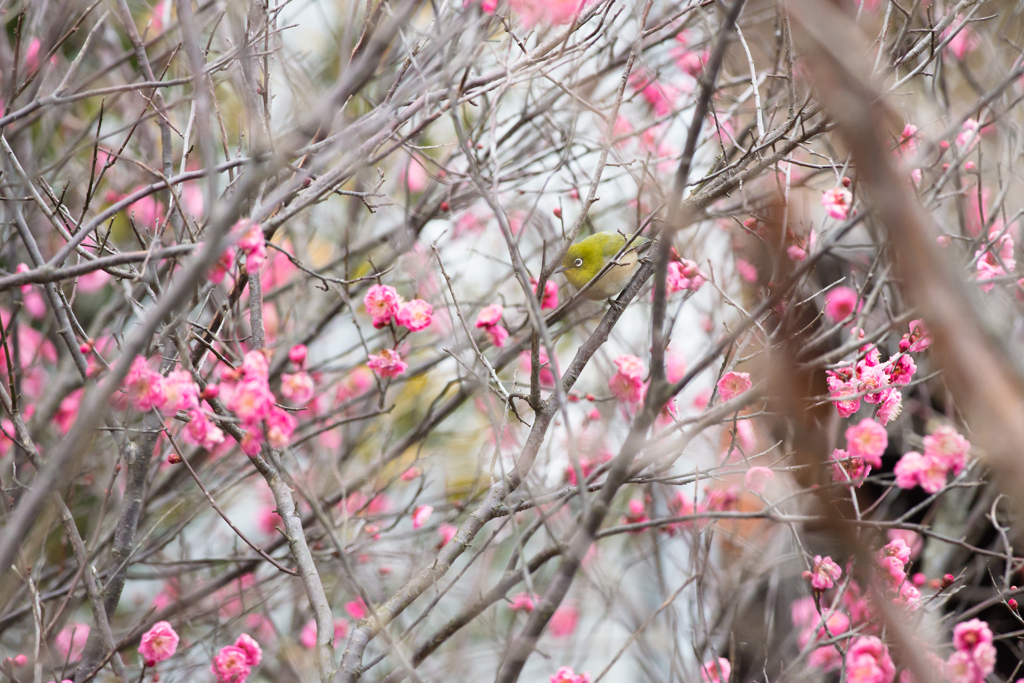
[574,258,583,267]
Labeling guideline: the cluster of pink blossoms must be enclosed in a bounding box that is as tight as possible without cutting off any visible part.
[363,284,433,332]
[608,354,646,403]
[828,416,889,486]
[667,258,707,293]
[210,219,267,283]
[124,357,225,450]
[363,283,435,379]
[531,278,559,309]
[299,617,349,649]
[822,186,853,220]
[475,303,509,347]
[975,226,1016,292]
[803,555,842,591]
[280,345,315,405]
[894,424,971,494]
[946,619,996,683]
[877,538,921,608]
[138,621,179,667]
[846,636,896,683]
[212,633,262,683]
[222,350,297,454]
[827,320,929,424]
[550,666,590,683]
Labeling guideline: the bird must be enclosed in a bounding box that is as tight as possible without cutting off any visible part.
[557,231,651,300]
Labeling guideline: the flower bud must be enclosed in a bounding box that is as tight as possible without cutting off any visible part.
[942,573,955,588]
[1009,598,1018,611]
[841,177,852,187]
[168,453,182,464]
[440,201,450,211]
[288,344,308,368]
[553,207,562,218]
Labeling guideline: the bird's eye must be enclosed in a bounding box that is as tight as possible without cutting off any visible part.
[574,258,583,267]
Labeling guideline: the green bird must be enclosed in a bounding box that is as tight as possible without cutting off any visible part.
[557,231,651,300]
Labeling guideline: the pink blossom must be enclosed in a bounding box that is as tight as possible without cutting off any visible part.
[735,258,758,283]
[717,371,751,401]
[23,38,41,74]
[212,645,251,683]
[667,259,706,293]
[700,657,731,683]
[235,220,267,274]
[895,583,921,609]
[809,645,843,671]
[824,286,861,322]
[901,319,931,353]
[509,592,537,612]
[56,623,90,660]
[363,284,402,328]
[953,619,993,655]
[345,598,368,620]
[550,666,590,683]
[665,354,687,384]
[367,348,408,378]
[957,118,981,148]
[159,370,200,413]
[803,555,842,590]
[831,447,871,485]
[845,418,888,468]
[944,19,980,60]
[233,634,261,666]
[946,649,992,683]
[876,388,903,426]
[210,248,236,284]
[228,378,274,423]
[265,407,297,448]
[879,555,906,590]
[411,504,433,529]
[396,299,434,332]
[438,523,458,546]
[454,211,486,237]
[336,367,374,403]
[828,377,861,418]
[475,304,503,327]
[299,620,317,649]
[629,72,678,117]
[897,124,919,156]
[888,530,922,559]
[845,636,895,683]
[857,365,889,404]
[288,344,308,367]
[257,507,282,536]
[281,372,315,404]
[608,354,646,403]
[400,158,429,192]
[77,269,111,293]
[744,467,773,494]
[183,410,226,450]
[894,451,948,493]
[549,606,579,637]
[138,621,179,665]
[673,47,709,78]
[923,425,970,475]
[55,389,83,434]
[975,228,1015,292]
[887,355,916,385]
[125,356,165,411]
[822,187,853,220]
[881,538,911,566]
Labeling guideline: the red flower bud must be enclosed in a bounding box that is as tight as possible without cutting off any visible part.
[942,573,955,588]
[440,201,450,211]
[167,453,182,465]
[586,393,595,401]
[1009,598,1018,611]
[553,207,562,218]
[201,385,220,400]
[841,177,852,187]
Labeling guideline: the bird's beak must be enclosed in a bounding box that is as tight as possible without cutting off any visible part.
[552,264,567,275]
